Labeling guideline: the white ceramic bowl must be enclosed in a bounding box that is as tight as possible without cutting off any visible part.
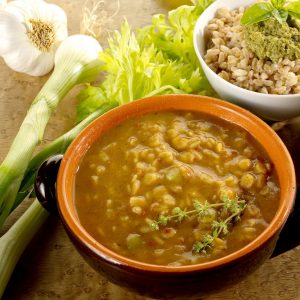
[193,0,300,121]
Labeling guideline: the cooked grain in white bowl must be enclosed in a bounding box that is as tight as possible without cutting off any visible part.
[204,7,300,95]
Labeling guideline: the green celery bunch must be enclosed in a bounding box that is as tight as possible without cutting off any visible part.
[76,0,216,122]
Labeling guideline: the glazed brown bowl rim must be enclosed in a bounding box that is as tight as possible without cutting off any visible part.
[57,94,296,273]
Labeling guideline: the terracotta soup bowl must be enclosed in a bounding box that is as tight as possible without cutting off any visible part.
[35,95,296,299]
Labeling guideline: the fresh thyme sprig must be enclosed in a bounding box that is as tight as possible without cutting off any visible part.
[150,195,247,254]
[192,204,247,254]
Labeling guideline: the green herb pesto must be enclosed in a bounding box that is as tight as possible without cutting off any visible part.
[243,17,300,62]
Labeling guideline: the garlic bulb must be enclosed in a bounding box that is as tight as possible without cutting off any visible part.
[0,0,68,76]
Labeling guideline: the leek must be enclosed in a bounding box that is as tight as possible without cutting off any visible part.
[1,89,116,299]
[13,102,117,211]
[0,35,102,228]
[0,200,48,299]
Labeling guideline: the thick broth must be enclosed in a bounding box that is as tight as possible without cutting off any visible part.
[75,111,279,266]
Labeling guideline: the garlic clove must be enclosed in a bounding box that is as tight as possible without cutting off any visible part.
[6,0,66,26]
[2,40,54,76]
[24,52,55,76]
[40,2,68,26]
[0,10,26,56]
[5,0,39,23]
[6,0,47,20]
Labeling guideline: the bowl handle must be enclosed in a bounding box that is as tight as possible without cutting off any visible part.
[34,154,63,215]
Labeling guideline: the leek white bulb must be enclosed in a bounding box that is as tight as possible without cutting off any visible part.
[54,34,103,84]
[0,0,68,76]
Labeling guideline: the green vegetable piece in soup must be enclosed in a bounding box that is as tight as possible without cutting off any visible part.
[165,167,182,183]
[126,234,142,250]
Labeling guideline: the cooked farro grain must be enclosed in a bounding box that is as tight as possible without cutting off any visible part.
[204,7,300,95]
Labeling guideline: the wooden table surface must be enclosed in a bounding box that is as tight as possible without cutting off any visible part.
[1,1,300,299]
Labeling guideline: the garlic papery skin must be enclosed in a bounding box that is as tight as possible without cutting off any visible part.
[0,0,68,76]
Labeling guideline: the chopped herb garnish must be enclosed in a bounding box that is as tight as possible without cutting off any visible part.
[150,195,247,254]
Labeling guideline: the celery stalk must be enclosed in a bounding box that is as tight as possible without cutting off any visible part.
[0,200,48,299]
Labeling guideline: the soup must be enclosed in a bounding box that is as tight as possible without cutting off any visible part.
[75,111,279,266]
